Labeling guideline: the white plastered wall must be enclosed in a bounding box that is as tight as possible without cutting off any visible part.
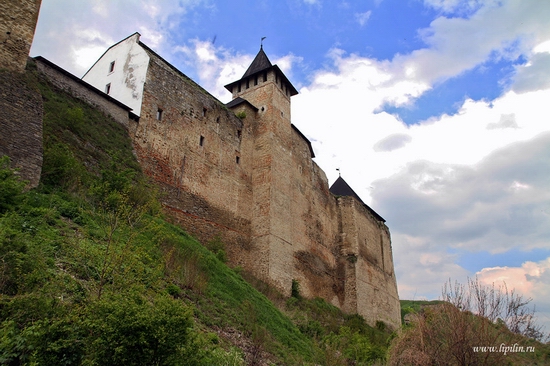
[82,33,149,116]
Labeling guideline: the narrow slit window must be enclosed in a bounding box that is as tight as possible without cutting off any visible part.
[156,108,163,120]
[237,130,242,139]
[236,156,240,164]
[199,135,205,146]
[108,61,115,73]
[202,107,207,117]
[105,83,111,94]
[263,72,267,82]
[254,76,258,86]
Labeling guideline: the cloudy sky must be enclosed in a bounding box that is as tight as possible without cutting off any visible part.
[31,0,550,332]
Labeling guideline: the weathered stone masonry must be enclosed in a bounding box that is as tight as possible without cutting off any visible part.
[21,30,400,329]
[0,0,42,73]
[0,0,43,188]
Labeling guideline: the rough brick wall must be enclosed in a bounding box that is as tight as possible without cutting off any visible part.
[338,196,401,329]
[0,68,43,188]
[131,52,255,267]
[0,0,42,73]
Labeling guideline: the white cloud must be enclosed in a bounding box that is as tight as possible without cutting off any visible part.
[386,0,550,95]
[512,52,550,93]
[174,40,252,101]
[393,233,469,299]
[373,133,412,152]
[173,40,304,103]
[355,11,372,27]
[30,0,201,76]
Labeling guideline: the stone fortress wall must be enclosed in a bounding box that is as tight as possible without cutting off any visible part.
[79,34,400,328]
[0,0,401,328]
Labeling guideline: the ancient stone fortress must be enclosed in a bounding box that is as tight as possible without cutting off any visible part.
[80,33,400,328]
[0,0,400,327]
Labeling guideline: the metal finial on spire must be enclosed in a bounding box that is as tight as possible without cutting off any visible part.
[261,37,266,48]
[336,168,341,177]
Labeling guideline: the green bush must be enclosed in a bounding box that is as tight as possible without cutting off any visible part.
[0,156,26,213]
[84,294,200,366]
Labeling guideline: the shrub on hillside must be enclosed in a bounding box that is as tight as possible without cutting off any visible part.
[0,156,26,213]
[388,278,548,365]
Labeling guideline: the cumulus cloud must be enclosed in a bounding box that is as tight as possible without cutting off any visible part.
[374,132,550,251]
[384,0,550,102]
[30,0,201,76]
[355,11,372,27]
[393,233,469,299]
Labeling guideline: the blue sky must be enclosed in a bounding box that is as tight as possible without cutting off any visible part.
[31,0,550,332]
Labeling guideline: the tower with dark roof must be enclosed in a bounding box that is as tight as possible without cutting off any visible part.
[224,47,301,284]
[225,45,297,127]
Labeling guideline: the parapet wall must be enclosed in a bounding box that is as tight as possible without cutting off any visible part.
[35,57,133,128]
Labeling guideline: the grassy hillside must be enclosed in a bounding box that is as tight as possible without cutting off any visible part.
[0,64,393,365]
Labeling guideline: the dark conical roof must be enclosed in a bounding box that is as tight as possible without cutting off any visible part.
[224,46,298,96]
[330,176,365,204]
[242,46,272,78]
[330,176,386,222]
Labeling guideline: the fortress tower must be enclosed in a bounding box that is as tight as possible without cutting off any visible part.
[224,48,301,287]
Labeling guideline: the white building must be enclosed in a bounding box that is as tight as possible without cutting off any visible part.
[82,33,149,116]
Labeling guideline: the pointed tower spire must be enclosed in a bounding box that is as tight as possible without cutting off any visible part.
[330,176,386,222]
[242,46,272,78]
[224,45,298,97]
